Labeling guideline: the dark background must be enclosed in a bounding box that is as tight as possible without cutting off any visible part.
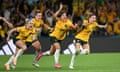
[25,36,120,54]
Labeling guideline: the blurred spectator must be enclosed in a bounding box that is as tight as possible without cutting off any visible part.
[18,0,30,17]
[106,23,114,36]
[3,7,11,20]
[0,0,120,41]
[0,25,6,41]
[45,9,54,27]
[114,18,120,35]
[26,0,39,11]
[107,9,117,24]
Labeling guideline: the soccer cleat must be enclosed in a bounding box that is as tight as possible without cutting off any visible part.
[10,64,16,69]
[54,63,61,68]
[4,64,10,70]
[85,50,89,55]
[32,62,40,68]
[36,52,42,61]
[69,65,74,69]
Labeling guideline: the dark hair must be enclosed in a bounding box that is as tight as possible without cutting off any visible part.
[58,10,67,17]
[35,10,41,15]
[88,14,96,19]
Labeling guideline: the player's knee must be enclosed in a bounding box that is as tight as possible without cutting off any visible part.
[23,48,27,51]
[53,43,61,49]
[31,45,41,51]
[22,46,27,51]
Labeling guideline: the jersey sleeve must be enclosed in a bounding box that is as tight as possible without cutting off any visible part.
[16,27,22,32]
[83,20,88,26]
[67,19,73,28]
[95,22,99,27]
[32,28,36,34]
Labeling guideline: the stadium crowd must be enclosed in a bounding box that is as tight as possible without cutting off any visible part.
[0,0,120,45]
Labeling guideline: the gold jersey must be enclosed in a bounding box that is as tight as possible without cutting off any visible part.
[16,26,36,42]
[49,19,72,40]
[114,20,120,34]
[32,18,44,39]
[75,20,98,42]
[32,18,44,28]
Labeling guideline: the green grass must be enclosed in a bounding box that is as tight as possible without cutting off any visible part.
[1,53,120,72]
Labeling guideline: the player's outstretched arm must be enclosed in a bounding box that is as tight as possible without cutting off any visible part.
[53,3,63,19]
[7,28,17,41]
[98,24,108,28]
[0,17,14,28]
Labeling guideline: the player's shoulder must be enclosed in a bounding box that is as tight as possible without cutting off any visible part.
[17,25,25,29]
[31,18,36,22]
[16,26,25,31]
[31,18,35,20]
[40,19,44,23]
[67,19,72,23]
[94,22,99,26]
[83,19,88,23]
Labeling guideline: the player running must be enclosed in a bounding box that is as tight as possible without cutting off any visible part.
[4,19,37,70]
[69,14,107,69]
[30,10,52,67]
[38,3,77,68]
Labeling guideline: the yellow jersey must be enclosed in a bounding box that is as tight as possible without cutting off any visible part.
[49,19,72,40]
[106,24,112,35]
[32,18,44,28]
[99,12,107,22]
[114,20,120,34]
[32,18,44,38]
[16,26,36,42]
[0,25,5,38]
[75,20,98,42]
[107,11,116,23]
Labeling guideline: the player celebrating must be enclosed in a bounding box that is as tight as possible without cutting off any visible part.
[4,19,36,70]
[30,10,44,67]
[69,14,107,69]
[38,3,77,68]
[30,10,52,67]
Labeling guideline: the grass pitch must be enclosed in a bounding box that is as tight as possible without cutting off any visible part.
[0,53,120,72]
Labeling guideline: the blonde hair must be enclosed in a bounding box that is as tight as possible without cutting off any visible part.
[25,18,33,24]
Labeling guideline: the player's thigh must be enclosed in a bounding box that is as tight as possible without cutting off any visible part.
[32,40,41,50]
[15,40,27,50]
[50,45,56,54]
[50,37,61,49]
